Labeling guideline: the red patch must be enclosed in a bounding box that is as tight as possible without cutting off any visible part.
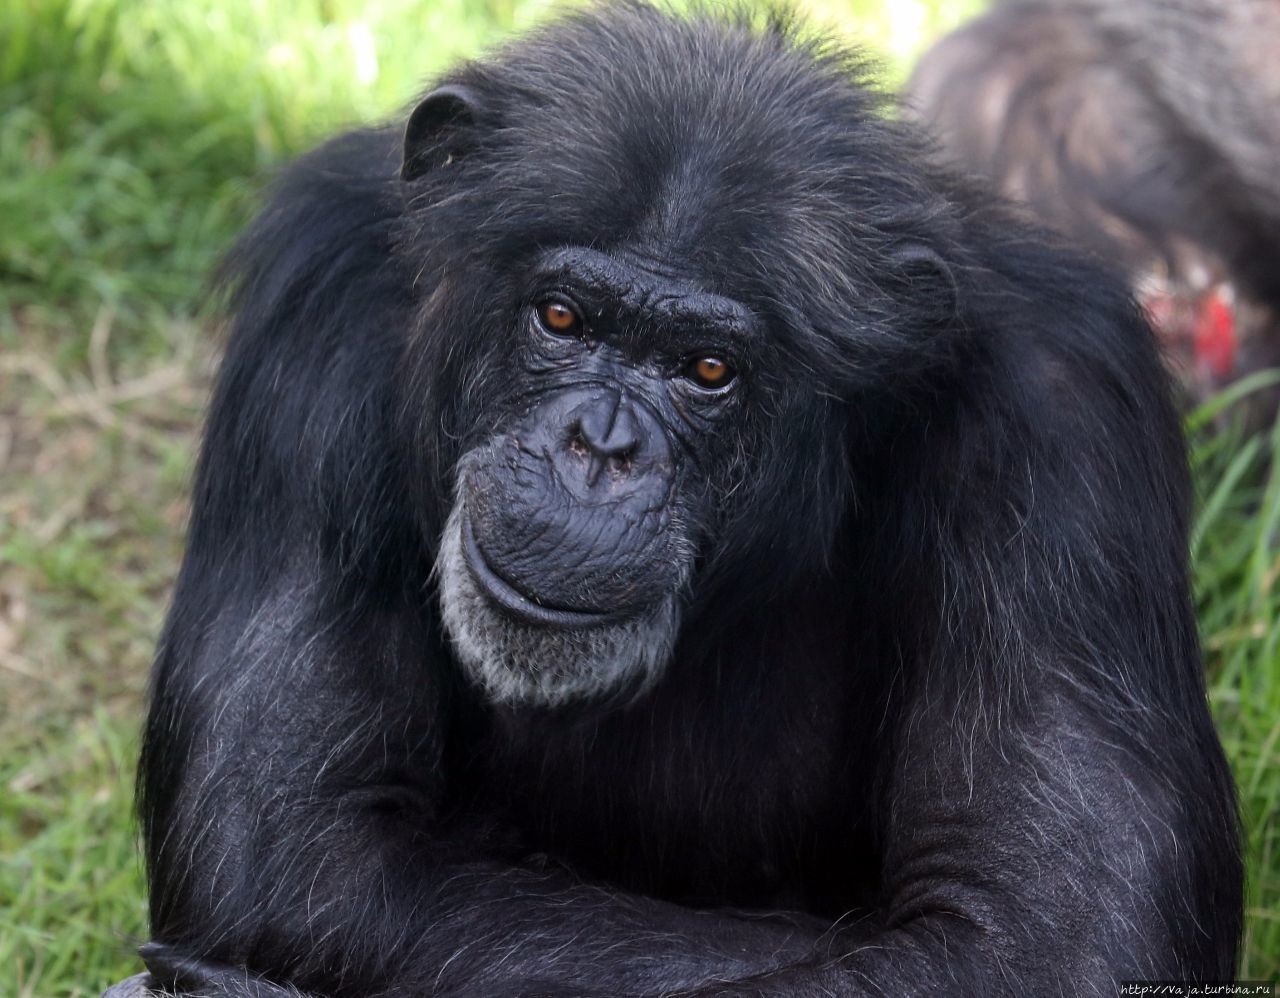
[1193,286,1237,379]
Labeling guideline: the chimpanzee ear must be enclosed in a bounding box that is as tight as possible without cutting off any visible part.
[889,243,959,324]
[402,85,482,182]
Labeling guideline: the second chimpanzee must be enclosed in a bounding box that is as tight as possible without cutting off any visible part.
[125,5,1240,996]
[908,0,1280,402]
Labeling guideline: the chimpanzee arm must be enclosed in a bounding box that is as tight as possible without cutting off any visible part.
[141,554,838,997]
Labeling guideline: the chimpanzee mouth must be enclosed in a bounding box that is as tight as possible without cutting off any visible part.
[460,514,623,628]
[438,499,684,706]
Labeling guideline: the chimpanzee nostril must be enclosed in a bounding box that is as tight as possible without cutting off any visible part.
[566,427,591,459]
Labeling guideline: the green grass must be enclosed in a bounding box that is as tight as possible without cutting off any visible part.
[1192,375,1280,979]
[1,0,1275,994]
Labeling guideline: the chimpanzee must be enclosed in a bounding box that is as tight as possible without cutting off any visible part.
[123,4,1241,996]
[908,0,1280,404]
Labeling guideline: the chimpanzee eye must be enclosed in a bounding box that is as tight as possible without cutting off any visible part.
[683,355,735,390]
[537,298,583,336]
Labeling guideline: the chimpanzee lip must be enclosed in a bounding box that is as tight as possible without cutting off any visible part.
[461,514,624,628]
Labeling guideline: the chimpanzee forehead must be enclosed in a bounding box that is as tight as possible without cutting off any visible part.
[477,8,886,208]
[530,245,758,343]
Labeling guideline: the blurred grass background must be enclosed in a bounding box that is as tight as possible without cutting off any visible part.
[1,0,1276,994]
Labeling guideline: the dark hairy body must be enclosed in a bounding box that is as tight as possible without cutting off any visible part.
[907,0,1280,400]
[132,5,1241,996]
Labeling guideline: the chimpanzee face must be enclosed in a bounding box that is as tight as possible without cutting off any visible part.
[436,245,757,706]
[412,41,946,709]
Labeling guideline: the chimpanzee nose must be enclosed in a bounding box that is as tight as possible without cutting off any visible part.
[542,388,669,492]
[574,390,640,462]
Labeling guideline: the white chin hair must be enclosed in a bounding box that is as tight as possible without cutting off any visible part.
[435,501,681,707]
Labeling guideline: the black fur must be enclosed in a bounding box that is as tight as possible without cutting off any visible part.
[137,5,1241,995]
